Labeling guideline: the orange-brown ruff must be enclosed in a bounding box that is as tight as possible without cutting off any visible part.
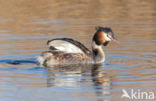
[37,27,117,67]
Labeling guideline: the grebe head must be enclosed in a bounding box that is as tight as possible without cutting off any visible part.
[93,27,117,46]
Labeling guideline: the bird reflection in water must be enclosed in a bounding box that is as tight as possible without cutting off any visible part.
[92,64,111,101]
[45,64,111,101]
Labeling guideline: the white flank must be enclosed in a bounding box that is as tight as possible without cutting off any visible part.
[37,56,44,66]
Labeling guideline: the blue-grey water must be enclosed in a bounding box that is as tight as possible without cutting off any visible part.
[0,0,155,101]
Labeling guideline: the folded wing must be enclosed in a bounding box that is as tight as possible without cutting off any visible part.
[47,38,91,56]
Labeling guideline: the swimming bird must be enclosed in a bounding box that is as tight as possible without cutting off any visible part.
[37,27,118,67]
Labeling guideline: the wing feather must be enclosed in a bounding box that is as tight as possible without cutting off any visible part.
[47,38,91,56]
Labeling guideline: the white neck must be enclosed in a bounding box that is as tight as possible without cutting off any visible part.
[92,41,105,64]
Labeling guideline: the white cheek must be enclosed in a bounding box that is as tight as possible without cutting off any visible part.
[104,34,111,41]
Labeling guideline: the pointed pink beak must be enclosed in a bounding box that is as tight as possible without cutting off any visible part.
[111,38,120,44]
[107,35,120,44]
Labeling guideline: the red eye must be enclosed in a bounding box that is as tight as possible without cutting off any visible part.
[107,34,109,38]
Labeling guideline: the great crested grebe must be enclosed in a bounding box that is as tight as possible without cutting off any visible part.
[37,27,118,67]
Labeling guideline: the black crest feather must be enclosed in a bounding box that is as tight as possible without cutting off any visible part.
[95,26,115,39]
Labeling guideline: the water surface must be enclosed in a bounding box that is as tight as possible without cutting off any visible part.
[0,0,155,101]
